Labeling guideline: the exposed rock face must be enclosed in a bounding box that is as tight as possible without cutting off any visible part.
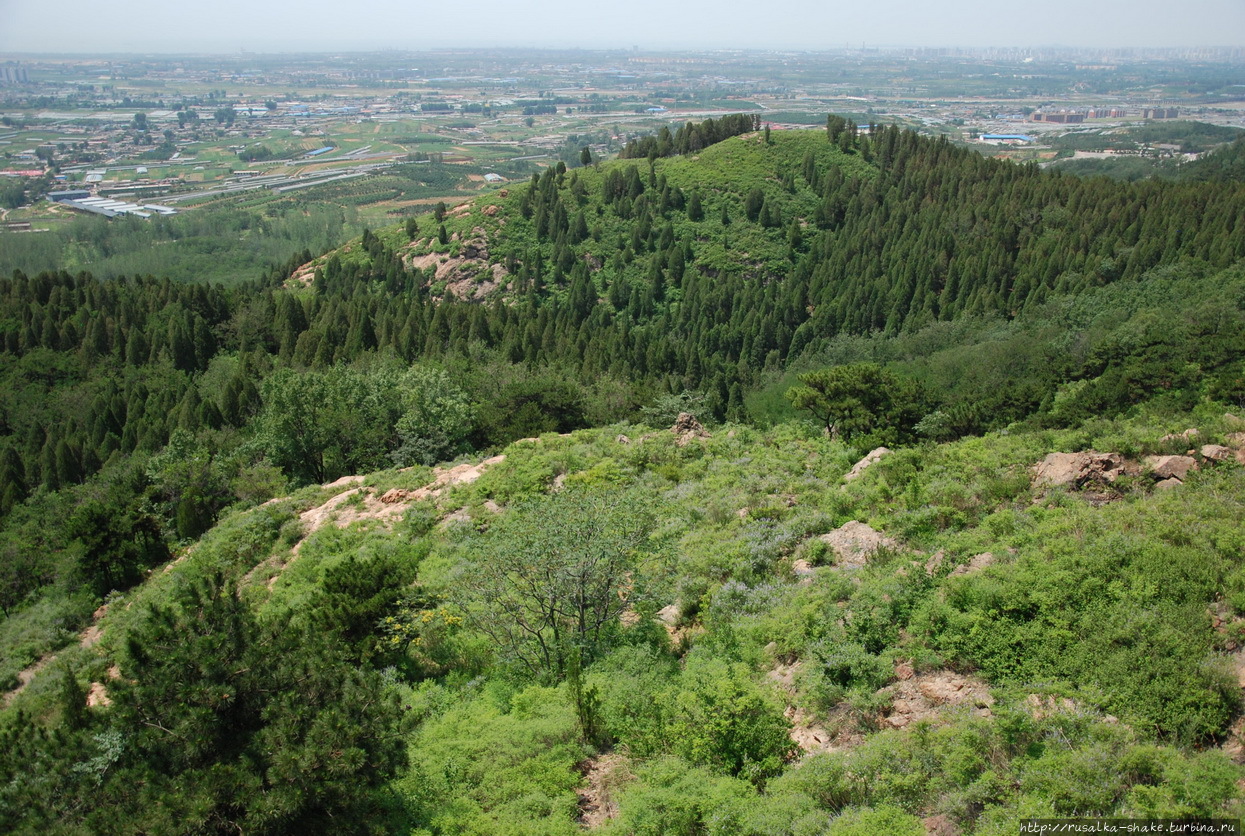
[1144,454,1197,481]
[950,552,996,577]
[766,661,863,754]
[879,669,994,729]
[671,413,710,446]
[1032,451,1134,488]
[294,456,507,550]
[818,521,898,568]
[1222,717,1245,764]
[1201,444,1233,461]
[86,681,112,708]
[1226,432,1245,464]
[322,474,365,489]
[844,447,890,481]
[791,558,815,583]
[576,752,630,828]
[655,603,700,646]
[923,814,962,836]
[403,232,507,301]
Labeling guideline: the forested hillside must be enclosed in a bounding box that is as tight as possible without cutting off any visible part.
[2,117,1245,833]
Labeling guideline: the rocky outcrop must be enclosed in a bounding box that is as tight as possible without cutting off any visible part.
[403,230,507,301]
[1032,451,1135,488]
[879,667,994,729]
[923,814,962,836]
[1029,445,1230,493]
[1144,454,1198,482]
[844,447,890,481]
[1227,433,1245,465]
[767,661,863,755]
[818,521,899,569]
[292,456,506,550]
[949,552,996,577]
[1201,444,1233,461]
[380,488,412,503]
[671,413,710,446]
[791,558,816,583]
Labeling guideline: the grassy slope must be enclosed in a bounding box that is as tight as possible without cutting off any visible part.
[10,400,1243,831]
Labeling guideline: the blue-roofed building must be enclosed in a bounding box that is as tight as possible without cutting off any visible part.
[980,134,1035,144]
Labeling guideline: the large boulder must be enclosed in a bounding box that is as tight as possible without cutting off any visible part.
[1032,451,1133,488]
[1201,444,1233,462]
[818,521,898,569]
[1144,454,1197,482]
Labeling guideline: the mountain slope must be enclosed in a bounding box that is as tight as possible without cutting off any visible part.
[5,402,1244,832]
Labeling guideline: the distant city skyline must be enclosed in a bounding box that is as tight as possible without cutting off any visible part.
[1,0,1243,54]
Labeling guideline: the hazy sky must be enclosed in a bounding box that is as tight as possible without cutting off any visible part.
[1,0,1243,53]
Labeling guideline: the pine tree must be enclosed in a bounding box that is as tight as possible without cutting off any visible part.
[688,190,704,222]
[744,187,764,222]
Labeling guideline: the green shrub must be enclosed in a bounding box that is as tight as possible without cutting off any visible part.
[825,804,924,835]
[667,655,795,785]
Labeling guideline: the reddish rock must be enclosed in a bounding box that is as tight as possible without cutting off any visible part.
[1202,444,1233,461]
[1033,451,1133,488]
[1145,454,1197,481]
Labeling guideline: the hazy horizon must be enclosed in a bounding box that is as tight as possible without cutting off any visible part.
[2,0,1244,55]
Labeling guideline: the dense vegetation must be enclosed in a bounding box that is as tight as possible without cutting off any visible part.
[2,115,1245,832]
[1051,127,1245,182]
[0,203,356,286]
[0,156,540,285]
